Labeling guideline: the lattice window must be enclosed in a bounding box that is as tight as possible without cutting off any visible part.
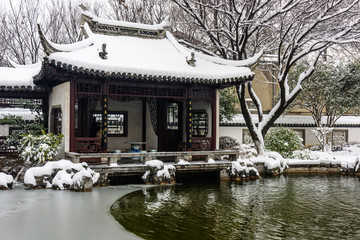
[109,85,186,98]
[76,83,101,93]
[167,103,179,130]
[50,107,62,134]
[332,130,348,145]
[193,88,211,99]
[192,110,208,137]
[93,112,128,137]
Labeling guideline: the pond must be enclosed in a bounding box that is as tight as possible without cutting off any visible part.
[111,176,360,240]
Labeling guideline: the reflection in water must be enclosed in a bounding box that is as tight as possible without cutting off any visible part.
[111,176,360,240]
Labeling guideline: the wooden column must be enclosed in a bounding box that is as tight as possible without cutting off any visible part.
[70,79,76,152]
[211,88,217,150]
[41,94,49,132]
[142,98,147,150]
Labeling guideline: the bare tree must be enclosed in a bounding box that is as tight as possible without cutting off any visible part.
[1,0,43,64]
[0,6,9,66]
[0,0,97,65]
[105,0,172,24]
[172,0,360,154]
[45,0,81,44]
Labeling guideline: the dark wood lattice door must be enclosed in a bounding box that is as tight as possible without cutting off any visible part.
[158,99,183,152]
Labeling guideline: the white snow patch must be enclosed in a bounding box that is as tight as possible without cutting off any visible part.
[207,158,216,164]
[251,151,287,173]
[0,172,13,189]
[177,159,190,165]
[24,159,99,189]
[47,22,254,82]
[145,160,164,169]
[156,165,176,179]
[0,65,41,87]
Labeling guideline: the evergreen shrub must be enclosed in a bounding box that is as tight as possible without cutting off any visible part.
[265,127,303,158]
[19,131,63,164]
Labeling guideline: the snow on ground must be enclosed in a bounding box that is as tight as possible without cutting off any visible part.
[247,144,360,172]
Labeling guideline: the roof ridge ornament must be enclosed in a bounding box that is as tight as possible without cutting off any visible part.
[80,9,169,39]
[79,4,88,11]
[99,43,108,60]
[186,51,196,67]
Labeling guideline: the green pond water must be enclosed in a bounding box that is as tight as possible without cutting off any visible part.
[111,176,360,240]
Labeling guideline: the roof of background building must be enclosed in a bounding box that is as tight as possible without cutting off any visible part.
[0,63,41,91]
[221,114,360,127]
[0,107,37,121]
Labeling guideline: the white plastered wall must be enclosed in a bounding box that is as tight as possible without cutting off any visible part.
[219,126,360,148]
[48,82,70,156]
[0,125,9,136]
[348,128,360,143]
[192,90,219,149]
[105,100,158,151]
[105,99,143,151]
[219,126,243,144]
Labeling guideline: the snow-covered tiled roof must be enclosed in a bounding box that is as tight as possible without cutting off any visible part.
[0,63,41,90]
[36,11,258,85]
[0,108,36,121]
[221,114,360,127]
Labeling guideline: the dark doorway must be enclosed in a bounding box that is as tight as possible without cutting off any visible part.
[158,99,183,151]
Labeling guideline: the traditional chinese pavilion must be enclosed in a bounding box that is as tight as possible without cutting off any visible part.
[2,9,259,154]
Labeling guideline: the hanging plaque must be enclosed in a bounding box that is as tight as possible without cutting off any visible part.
[102,95,108,150]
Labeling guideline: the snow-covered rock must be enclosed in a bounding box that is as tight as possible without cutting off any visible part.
[142,160,176,184]
[0,172,14,190]
[251,151,287,176]
[227,159,260,180]
[24,160,100,191]
[72,170,94,191]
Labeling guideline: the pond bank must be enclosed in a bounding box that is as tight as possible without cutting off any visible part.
[0,184,142,240]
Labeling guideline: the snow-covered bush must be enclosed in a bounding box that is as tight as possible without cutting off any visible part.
[219,136,239,149]
[265,127,303,158]
[293,149,312,160]
[19,131,63,164]
[238,144,258,159]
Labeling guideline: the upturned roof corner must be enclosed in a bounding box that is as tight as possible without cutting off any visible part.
[37,24,60,56]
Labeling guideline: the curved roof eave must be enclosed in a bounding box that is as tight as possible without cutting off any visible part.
[40,57,254,86]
